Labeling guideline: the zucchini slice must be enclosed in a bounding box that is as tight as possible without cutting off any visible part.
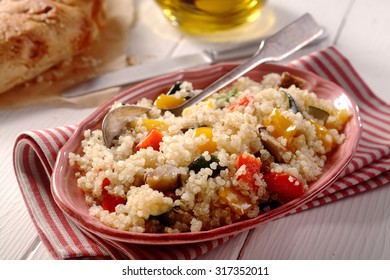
[282,91,301,114]
[308,106,330,123]
[188,155,226,177]
[166,82,182,95]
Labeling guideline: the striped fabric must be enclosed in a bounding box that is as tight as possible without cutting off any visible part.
[13,46,390,259]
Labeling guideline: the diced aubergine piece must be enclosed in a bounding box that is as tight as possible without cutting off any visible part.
[259,128,290,164]
[145,165,181,192]
[279,72,306,89]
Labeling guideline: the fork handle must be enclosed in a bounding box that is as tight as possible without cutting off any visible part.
[168,13,324,116]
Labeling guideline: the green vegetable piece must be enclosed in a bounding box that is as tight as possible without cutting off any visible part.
[188,155,226,177]
[283,91,301,114]
[166,82,182,95]
[308,106,330,123]
[217,88,238,102]
[226,88,238,101]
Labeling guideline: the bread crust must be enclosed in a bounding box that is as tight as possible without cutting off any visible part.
[0,0,105,94]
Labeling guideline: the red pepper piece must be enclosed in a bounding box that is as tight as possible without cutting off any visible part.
[135,128,163,151]
[228,94,254,111]
[263,172,304,203]
[237,153,261,192]
[101,178,126,212]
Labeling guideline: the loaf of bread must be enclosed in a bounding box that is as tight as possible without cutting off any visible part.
[0,0,105,94]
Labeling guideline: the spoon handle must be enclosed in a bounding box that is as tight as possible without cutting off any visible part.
[169,13,324,116]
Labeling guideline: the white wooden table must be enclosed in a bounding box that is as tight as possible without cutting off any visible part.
[1,0,389,260]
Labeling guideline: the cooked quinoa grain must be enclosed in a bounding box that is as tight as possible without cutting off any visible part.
[69,73,351,233]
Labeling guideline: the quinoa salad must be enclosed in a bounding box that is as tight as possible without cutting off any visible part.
[69,72,351,233]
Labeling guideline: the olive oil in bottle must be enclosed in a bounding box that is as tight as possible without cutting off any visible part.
[155,0,266,35]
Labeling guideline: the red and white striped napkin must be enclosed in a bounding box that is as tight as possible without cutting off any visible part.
[13,46,390,259]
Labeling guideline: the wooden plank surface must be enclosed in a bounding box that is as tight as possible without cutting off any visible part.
[1,0,389,260]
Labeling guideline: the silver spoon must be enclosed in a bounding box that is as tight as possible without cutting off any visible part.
[102,13,324,148]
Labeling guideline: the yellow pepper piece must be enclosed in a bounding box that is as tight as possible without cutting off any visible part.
[204,100,214,108]
[265,108,297,146]
[141,119,169,132]
[219,187,253,215]
[193,127,217,153]
[309,119,335,151]
[325,109,351,130]
[154,94,185,109]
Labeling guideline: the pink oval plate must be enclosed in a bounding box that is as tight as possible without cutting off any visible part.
[51,63,362,245]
